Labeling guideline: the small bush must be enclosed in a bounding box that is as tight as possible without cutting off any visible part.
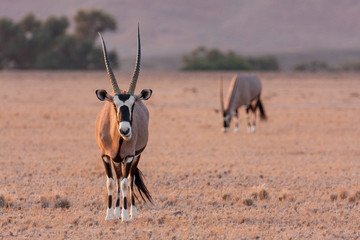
[54,198,70,209]
[182,46,279,71]
[293,61,331,72]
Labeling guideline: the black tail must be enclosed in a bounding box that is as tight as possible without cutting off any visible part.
[134,168,153,203]
[257,97,267,120]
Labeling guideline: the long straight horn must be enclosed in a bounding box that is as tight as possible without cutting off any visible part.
[98,32,121,95]
[219,77,224,112]
[128,23,141,95]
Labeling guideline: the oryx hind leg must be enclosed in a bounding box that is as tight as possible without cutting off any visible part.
[102,156,115,220]
[234,109,239,133]
[250,99,257,133]
[112,160,123,219]
[246,100,257,133]
[120,156,134,221]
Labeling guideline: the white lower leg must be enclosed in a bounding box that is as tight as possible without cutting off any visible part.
[114,206,121,219]
[252,113,257,133]
[130,205,138,219]
[247,113,252,132]
[129,176,138,219]
[105,208,114,220]
[120,178,130,221]
[252,126,257,133]
[234,116,239,133]
[105,177,115,220]
[114,181,121,219]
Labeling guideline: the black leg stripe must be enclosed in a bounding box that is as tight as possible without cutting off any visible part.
[131,196,135,206]
[116,198,120,207]
[124,197,127,210]
[103,161,113,178]
[108,195,112,208]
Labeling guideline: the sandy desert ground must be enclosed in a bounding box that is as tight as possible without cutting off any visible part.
[0,71,359,239]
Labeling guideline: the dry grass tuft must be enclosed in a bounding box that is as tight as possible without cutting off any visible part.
[250,184,269,201]
[258,189,269,200]
[72,217,80,226]
[54,198,70,209]
[330,194,338,202]
[158,216,166,225]
[0,195,6,208]
[355,191,360,200]
[222,194,231,201]
[339,191,349,200]
[278,192,287,202]
[0,195,15,209]
[40,196,50,208]
[243,199,253,206]
[39,194,70,209]
[348,196,357,204]
[251,192,258,200]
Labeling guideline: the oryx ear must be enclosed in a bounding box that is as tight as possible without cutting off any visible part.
[96,89,113,102]
[135,89,152,101]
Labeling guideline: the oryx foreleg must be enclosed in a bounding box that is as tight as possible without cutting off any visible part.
[120,156,133,221]
[251,105,257,133]
[250,99,257,133]
[246,105,252,132]
[234,109,239,133]
[102,156,115,220]
[112,161,123,219]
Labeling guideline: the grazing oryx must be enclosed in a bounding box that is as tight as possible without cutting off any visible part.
[95,26,152,222]
[220,74,267,133]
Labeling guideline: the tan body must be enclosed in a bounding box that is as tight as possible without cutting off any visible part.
[220,74,266,133]
[224,74,262,114]
[95,100,149,160]
[95,28,152,222]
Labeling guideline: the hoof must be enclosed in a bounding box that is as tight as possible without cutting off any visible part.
[105,207,114,220]
[114,207,121,219]
[122,209,130,222]
[130,206,138,219]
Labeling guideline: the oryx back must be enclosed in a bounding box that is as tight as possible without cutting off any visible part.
[95,100,149,161]
[225,74,262,111]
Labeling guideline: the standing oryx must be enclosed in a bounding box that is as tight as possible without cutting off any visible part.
[219,74,267,133]
[95,25,152,222]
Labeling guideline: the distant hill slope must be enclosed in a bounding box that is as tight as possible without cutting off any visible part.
[2,0,360,70]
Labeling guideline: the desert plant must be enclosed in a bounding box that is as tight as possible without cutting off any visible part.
[182,46,279,71]
[0,10,118,69]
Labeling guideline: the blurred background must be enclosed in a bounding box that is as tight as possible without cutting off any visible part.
[1,0,360,72]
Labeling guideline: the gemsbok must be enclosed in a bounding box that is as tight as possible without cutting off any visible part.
[219,74,267,133]
[95,25,152,222]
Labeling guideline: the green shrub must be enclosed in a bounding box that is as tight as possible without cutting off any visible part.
[0,10,118,69]
[293,61,331,72]
[182,46,279,71]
